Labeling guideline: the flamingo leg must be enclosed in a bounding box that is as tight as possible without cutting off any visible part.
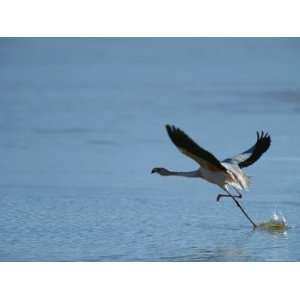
[220,187,257,228]
[216,193,241,202]
[216,187,242,202]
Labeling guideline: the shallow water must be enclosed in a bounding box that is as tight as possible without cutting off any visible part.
[0,38,300,261]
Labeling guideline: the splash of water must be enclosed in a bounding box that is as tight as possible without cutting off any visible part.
[257,211,288,232]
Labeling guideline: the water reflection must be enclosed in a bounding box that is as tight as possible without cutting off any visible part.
[159,229,255,262]
[158,225,291,262]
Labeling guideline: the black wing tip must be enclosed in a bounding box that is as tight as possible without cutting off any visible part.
[257,130,271,137]
[165,124,183,138]
[256,130,272,147]
[165,124,174,138]
[165,124,175,141]
[165,124,178,132]
[165,124,172,132]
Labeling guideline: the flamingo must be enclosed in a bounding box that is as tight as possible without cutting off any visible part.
[151,125,271,228]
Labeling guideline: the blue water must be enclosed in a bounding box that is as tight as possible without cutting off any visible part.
[0,38,300,261]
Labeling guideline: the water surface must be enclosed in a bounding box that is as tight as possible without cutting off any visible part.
[0,38,300,261]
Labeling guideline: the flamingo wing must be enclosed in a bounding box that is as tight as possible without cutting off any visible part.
[223,131,271,168]
[166,125,227,172]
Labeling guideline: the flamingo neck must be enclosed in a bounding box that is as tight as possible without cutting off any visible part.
[167,169,201,178]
